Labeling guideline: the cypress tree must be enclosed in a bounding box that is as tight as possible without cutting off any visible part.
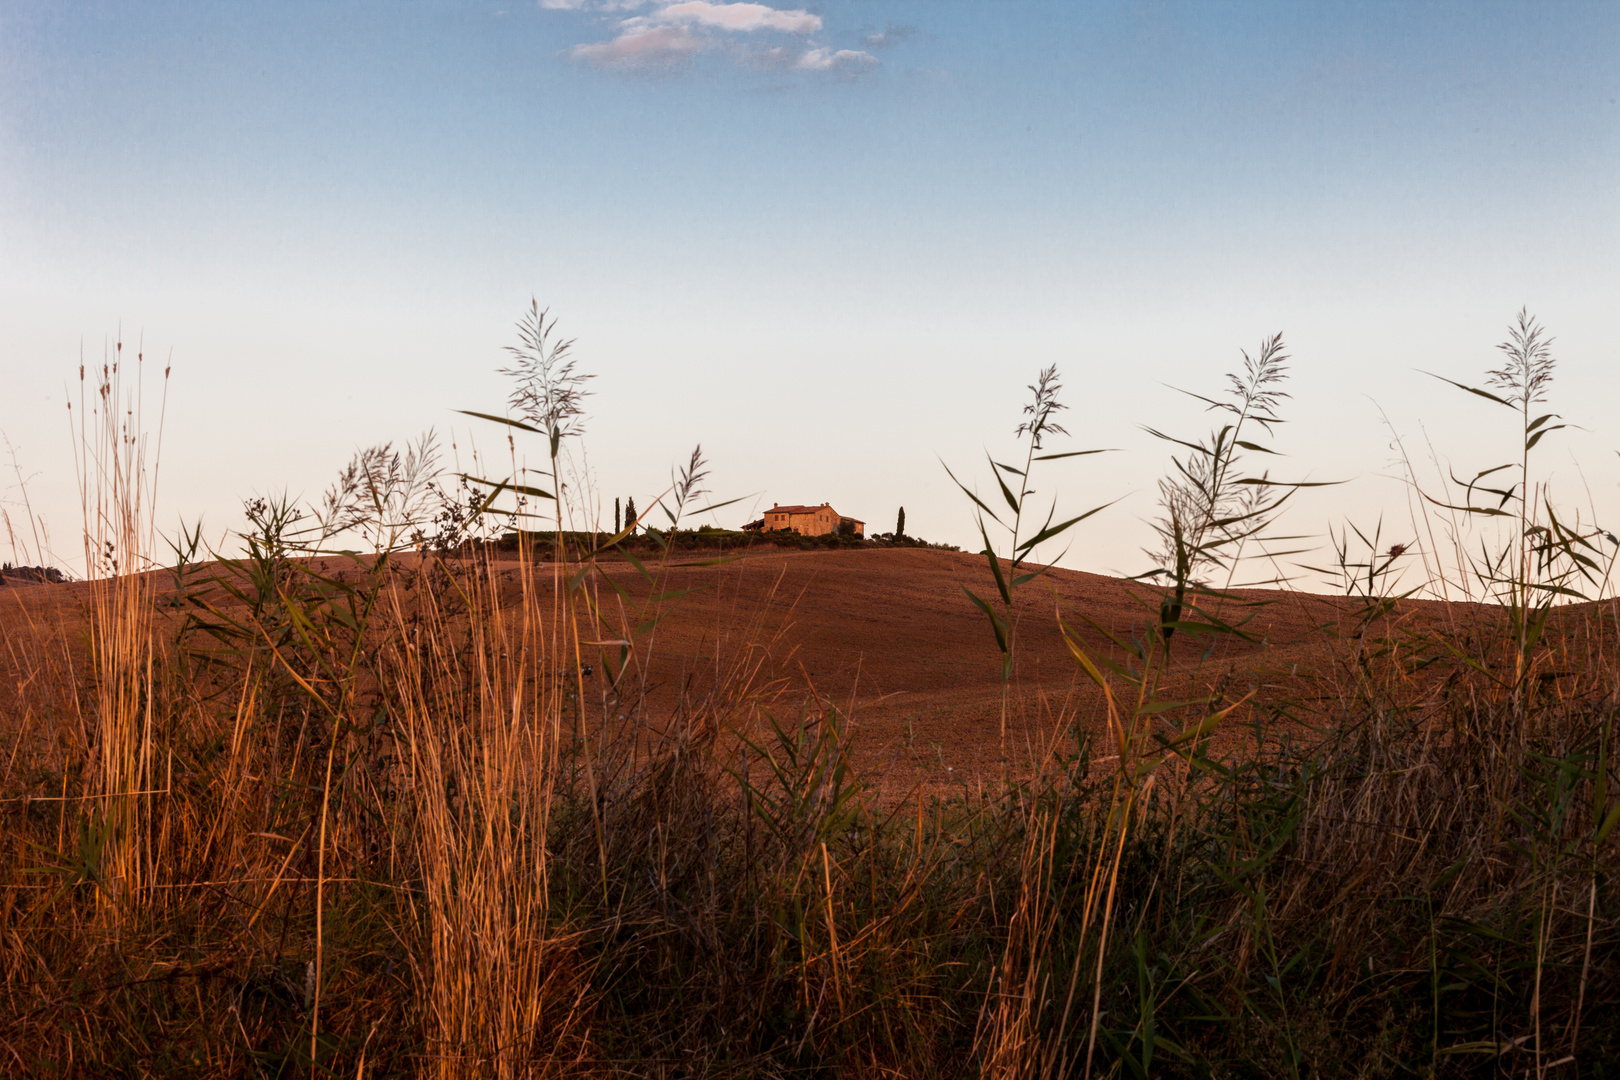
[614,497,621,534]
[896,506,906,539]
[625,496,637,533]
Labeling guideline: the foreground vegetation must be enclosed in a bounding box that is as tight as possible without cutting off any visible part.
[0,310,1615,1077]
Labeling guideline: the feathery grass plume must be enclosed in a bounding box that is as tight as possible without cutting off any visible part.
[665,444,708,525]
[1146,332,1291,596]
[313,431,443,552]
[501,299,593,451]
[1489,306,1557,411]
[1016,364,1070,448]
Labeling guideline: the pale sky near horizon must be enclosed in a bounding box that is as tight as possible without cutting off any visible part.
[2,1,1617,588]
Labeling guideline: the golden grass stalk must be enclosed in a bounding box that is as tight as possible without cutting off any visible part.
[73,342,166,919]
[396,538,591,1077]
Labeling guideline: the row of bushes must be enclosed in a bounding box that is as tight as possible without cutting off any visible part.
[473,527,960,556]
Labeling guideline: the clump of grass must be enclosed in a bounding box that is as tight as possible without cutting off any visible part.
[74,341,167,917]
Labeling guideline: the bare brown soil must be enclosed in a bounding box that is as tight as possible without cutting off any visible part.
[0,546,1463,801]
[568,547,1359,795]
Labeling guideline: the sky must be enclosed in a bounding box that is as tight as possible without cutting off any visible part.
[1,1,1617,588]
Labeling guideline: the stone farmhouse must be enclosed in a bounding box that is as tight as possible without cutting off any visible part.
[745,502,865,538]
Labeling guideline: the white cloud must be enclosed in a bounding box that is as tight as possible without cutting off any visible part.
[793,47,877,72]
[748,44,878,73]
[569,23,709,66]
[558,1,874,74]
[652,2,819,34]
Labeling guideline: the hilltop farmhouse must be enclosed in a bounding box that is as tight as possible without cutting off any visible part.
[745,502,865,538]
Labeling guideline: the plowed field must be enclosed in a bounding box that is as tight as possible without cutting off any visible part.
[2,546,1448,801]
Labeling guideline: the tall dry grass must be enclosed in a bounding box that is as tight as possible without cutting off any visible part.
[75,343,166,917]
[394,537,591,1077]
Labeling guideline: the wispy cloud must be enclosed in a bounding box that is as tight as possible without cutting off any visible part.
[556,1,879,74]
[569,23,709,67]
[751,45,879,72]
[654,2,820,34]
[862,25,916,50]
[796,48,877,72]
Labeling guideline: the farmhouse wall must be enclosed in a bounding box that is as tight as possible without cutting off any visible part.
[762,502,862,538]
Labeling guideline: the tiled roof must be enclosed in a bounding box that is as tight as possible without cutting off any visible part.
[766,505,830,515]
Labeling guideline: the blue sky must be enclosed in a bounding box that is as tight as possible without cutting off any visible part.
[2,1,1617,581]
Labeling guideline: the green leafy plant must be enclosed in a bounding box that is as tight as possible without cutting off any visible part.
[945,364,1113,746]
[1422,309,1614,698]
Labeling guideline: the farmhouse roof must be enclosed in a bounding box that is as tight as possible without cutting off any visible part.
[767,504,831,515]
